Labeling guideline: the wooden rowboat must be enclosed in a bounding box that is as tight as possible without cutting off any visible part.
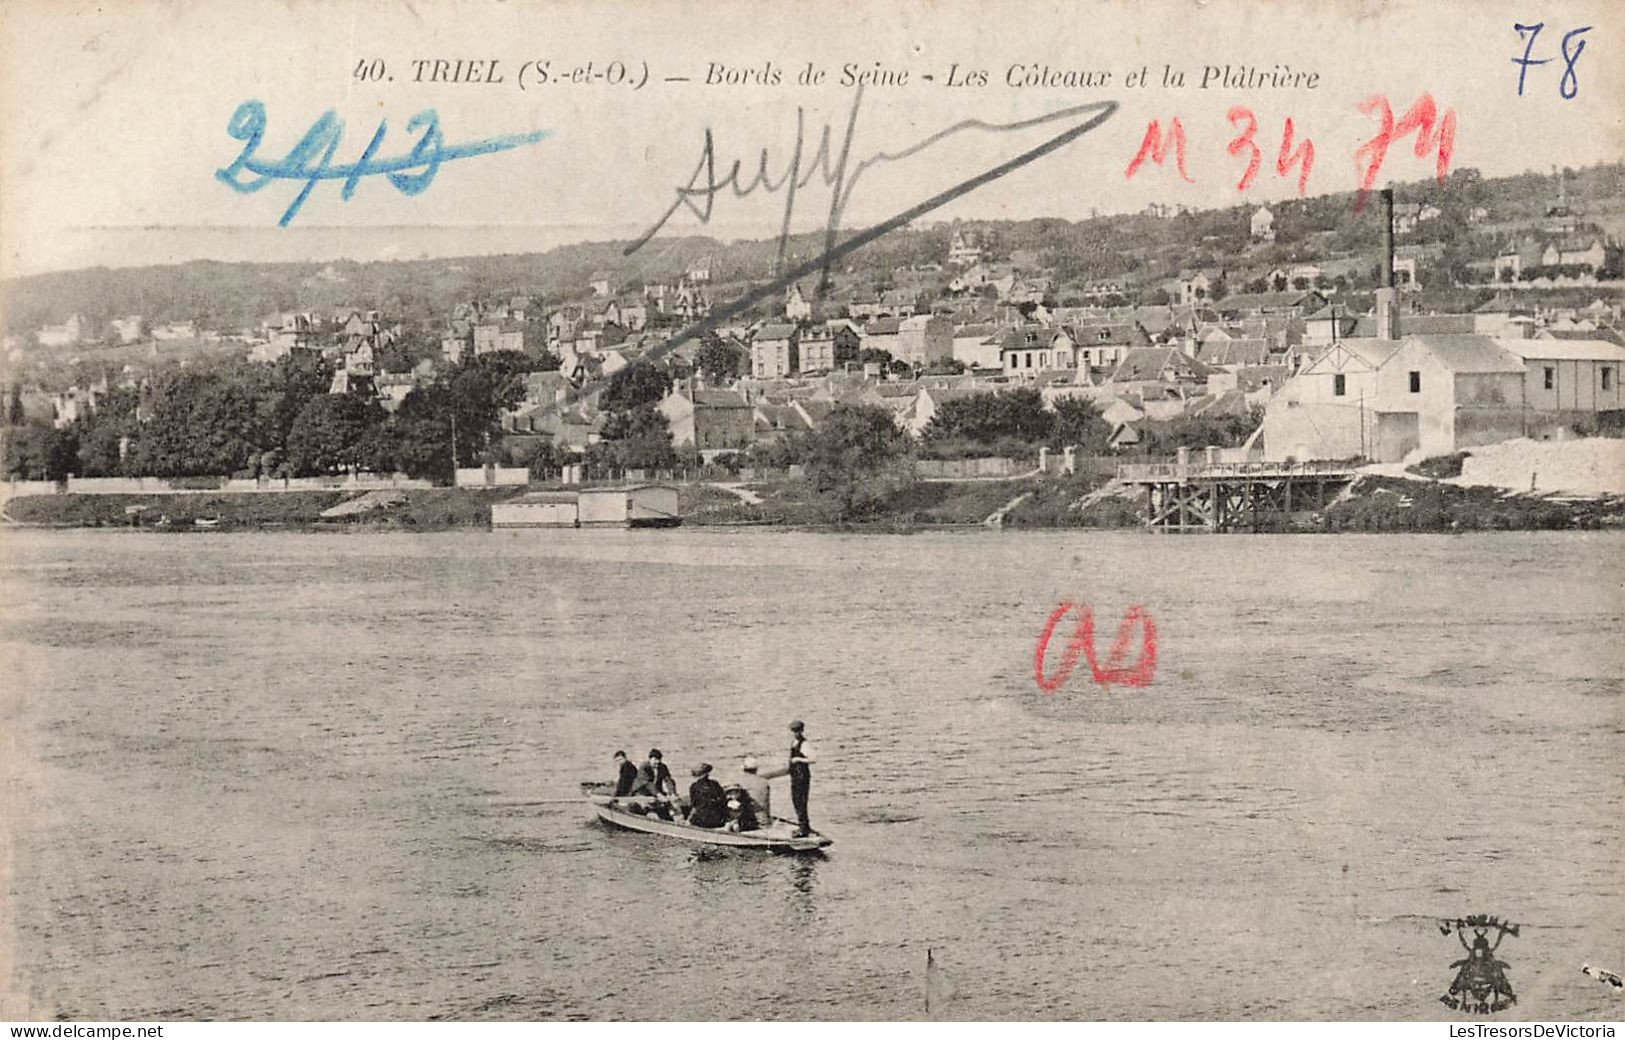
[584,787,831,853]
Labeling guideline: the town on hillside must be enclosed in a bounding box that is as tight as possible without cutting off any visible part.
[3,164,1623,501]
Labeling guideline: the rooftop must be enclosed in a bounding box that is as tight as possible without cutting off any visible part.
[1401,335,1526,373]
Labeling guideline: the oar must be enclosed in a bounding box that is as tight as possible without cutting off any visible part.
[479,798,594,807]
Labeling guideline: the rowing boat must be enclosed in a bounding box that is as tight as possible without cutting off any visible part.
[583,787,831,853]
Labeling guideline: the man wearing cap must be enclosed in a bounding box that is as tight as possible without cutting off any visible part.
[630,749,676,799]
[738,756,771,829]
[687,762,728,829]
[786,720,816,837]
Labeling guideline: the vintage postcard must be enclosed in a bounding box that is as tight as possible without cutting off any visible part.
[2,0,1623,1025]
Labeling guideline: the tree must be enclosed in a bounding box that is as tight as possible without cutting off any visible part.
[3,423,79,481]
[374,323,445,373]
[802,404,915,518]
[134,363,272,477]
[1051,397,1111,452]
[5,384,23,426]
[286,394,385,475]
[523,437,567,481]
[924,387,1052,444]
[71,384,141,476]
[602,361,673,413]
[602,404,679,471]
[261,351,333,457]
[447,358,528,461]
[696,332,742,385]
[386,385,454,483]
[859,347,895,368]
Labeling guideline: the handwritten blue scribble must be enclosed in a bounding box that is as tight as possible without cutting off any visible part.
[215,100,550,226]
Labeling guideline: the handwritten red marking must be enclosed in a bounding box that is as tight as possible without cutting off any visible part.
[1226,106,1261,191]
[1034,601,1158,693]
[1276,116,1314,196]
[1354,92,1456,210]
[1124,118,1195,183]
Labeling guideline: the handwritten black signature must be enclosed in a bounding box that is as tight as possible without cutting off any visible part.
[629,87,1118,281]
[602,89,1116,387]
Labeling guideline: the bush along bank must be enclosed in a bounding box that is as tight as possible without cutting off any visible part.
[1305,475,1625,532]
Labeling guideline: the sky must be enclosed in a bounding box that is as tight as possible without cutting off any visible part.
[1,0,1622,280]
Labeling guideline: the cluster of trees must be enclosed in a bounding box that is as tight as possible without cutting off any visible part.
[1134,408,1264,453]
[2,350,559,484]
[921,387,1112,455]
[920,387,1261,457]
[730,388,1259,480]
[1501,257,1625,283]
[583,362,682,476]
[799,404,916,518]
[695,332,745,385]
[1,419,79,483]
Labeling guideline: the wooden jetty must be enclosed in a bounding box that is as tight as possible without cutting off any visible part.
[1117,457,1360,533]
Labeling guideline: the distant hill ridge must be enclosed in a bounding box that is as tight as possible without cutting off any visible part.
[4,162,1621,339]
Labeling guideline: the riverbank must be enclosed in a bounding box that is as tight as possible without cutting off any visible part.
[0,487,525,530]
[7,472,1625,533]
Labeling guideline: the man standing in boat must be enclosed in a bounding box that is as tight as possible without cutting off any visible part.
[786,720,816,837]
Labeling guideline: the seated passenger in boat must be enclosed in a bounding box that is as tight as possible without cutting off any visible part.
[722,785,759,832]
[611,750,638,797]
[629,749,677,798]
[687,763,728,828]
[735,756,771,830]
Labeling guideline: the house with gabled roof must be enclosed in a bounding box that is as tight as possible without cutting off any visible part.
[951,322,1004,370]
[1213,290,1327,318]
[896,314,952,369]
[1106,347,1213,386]
[659,388,754,457]
[797,322,861,375]
[1194,338,1270,369]
[863,317,905,359]
[750,324,800,379]
[1064,322,1152,372]
[1503,337,1625,425]
[996,324,1055,378]
[1262,335,1546,462]
[784,283,813,322]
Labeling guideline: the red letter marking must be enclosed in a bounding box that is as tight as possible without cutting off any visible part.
[1034,602,1158,693]
[1276,117,1314,196]
[1354,93,1456,209]
[1227,106,1261,191]
[1125,118,1195,183]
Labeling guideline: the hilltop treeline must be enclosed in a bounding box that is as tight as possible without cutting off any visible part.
[4,163,1622,339]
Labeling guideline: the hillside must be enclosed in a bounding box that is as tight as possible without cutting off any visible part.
[3,163,1622,342]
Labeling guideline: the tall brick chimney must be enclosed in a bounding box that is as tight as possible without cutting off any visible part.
[1376,188,1400,340]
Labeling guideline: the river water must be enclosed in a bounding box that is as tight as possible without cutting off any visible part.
[2,528,1621,1021]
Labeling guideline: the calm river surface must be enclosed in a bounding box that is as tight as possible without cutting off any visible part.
[2,527,1622,1020]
